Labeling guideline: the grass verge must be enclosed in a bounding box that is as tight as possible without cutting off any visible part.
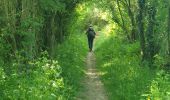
[95,36,170,100]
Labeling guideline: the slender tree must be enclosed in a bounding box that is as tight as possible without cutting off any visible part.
[168,7,170,56]
[124,0,136,41]
[137,0,146,61]
[146,5,156,64]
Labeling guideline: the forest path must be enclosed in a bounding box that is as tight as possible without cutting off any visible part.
[76,52,108,100]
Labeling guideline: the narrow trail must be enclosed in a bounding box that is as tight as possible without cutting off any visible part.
[77,52,108,100]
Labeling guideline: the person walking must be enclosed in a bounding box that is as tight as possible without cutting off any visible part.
[86,25,96,52]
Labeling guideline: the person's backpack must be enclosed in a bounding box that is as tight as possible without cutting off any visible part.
[88,29,95,38]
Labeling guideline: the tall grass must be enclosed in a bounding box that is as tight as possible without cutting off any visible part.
[55,33,87,99]
[95,36,170,100]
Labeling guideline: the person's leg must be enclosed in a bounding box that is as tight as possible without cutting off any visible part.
[88,36,91,51]
[91,38,94,51]
[89,37,93,51]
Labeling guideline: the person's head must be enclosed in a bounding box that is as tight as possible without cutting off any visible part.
[89,24,93,29]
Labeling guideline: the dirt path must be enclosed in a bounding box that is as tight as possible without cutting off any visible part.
[76,52,108,100]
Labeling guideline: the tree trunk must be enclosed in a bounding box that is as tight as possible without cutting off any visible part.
[168,7,170,55]
[56,12,64,43]
[138,0,146,61]
[125,0,137,41]
[146,5,156,64]
[116,0,129,39]
[15,0,22,49]
[117,0,125,31]
[128,5,136,41]
[3,0,17,53]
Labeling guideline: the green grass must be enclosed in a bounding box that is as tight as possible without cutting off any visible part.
[1,29,169,99]
[55,33,87,99]
[95,35,170,100]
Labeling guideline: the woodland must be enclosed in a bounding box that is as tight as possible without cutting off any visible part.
[0,0,170,100]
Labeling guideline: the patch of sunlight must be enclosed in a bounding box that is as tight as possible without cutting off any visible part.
[99,71,107,76]
[103,24,116,37]
[76,4,85,13]
[94,7,100,16]
[141,94,151,100]
[103,62,112,68]
[100,12,111,21]
[100,12,108,20]
[93,6,111,20]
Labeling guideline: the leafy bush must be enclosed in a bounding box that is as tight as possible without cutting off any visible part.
[141,70,170,100]
[0,51,70,100]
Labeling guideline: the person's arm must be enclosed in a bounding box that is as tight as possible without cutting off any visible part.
[86,29,89,35]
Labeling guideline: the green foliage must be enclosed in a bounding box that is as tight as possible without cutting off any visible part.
[0,52,70,99]
[56,33,87,99]
[141,70,170,100]
[19,16,43,47]
[0,33,87,99]
[95,35,170,100]
[39,0,65,12]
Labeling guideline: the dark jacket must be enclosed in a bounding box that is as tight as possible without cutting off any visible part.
[86,27,96,38]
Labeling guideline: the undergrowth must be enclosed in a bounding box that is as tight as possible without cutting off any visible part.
[95,36,170,100]
[56,33,87,99]
[0,51,67,99]
[0,33,87,100]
